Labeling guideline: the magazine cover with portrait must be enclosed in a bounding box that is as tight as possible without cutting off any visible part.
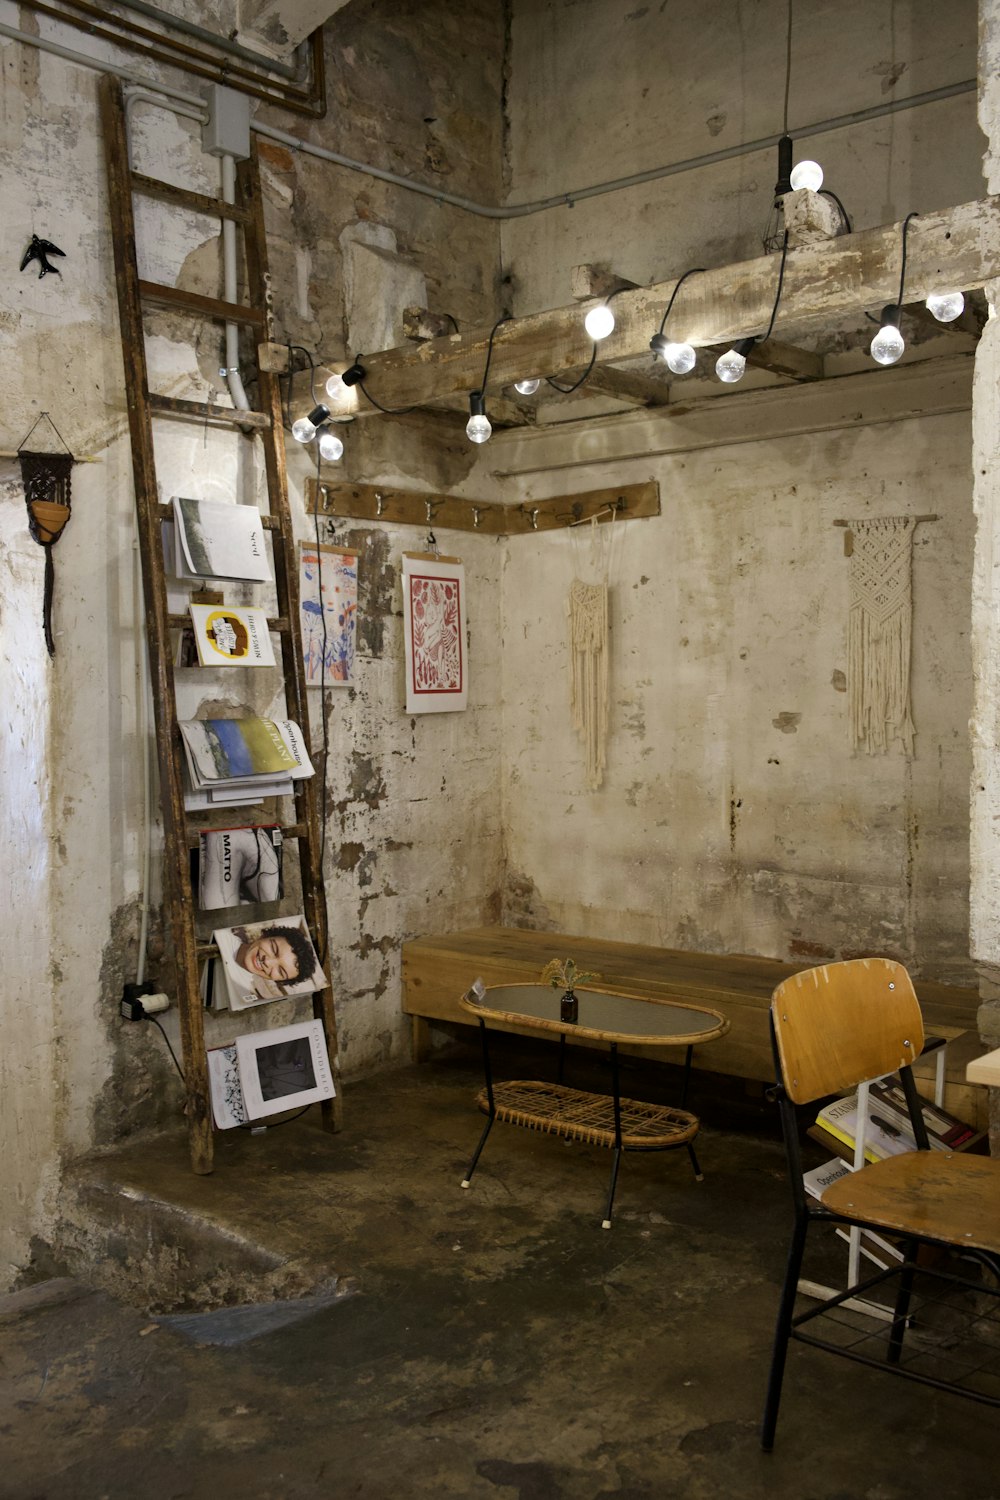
[212,913,325,1010]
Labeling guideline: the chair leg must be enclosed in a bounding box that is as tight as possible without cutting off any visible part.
[460,1115,495,1189]
[761,1213,809,1452]
[887,1242,918,1365]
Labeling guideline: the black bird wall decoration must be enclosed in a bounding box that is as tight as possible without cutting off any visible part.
[20,234,66,278]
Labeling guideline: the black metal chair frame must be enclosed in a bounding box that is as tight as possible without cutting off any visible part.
[762,1010,1000,1451]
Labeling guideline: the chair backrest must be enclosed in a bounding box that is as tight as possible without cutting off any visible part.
[771,958,924,1105]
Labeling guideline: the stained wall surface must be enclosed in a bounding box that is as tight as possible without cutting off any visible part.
[0,0,993,1292]
[492,383,974,980]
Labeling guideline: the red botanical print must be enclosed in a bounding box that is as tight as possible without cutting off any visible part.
[409,574,463,693]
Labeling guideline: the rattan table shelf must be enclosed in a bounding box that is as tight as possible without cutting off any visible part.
[476,1080,700,1151]
[458,981,729,1227]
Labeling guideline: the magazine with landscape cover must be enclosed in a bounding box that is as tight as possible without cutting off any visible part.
[192,825,284,910]
[188,602,276,668]
[179,717,314,791]
[212,913,325,1010]
[208,1020,335,1129]
[172,496,272,583]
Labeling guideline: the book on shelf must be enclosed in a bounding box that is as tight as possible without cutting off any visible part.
[211,913,325,1011]
[814,1078,985,1165]
[171,496,273,583]
[188,602,276,668]
[191,824,284,910]
[178,717,313,806]
[208,1018,336,1129]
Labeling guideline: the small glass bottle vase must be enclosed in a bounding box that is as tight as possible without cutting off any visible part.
[560,988,579,1024]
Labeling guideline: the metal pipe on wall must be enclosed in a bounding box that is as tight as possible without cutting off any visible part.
[0,15,977,224]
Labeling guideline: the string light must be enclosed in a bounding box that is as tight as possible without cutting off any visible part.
[869,212,916,367]
[649,267,705,375]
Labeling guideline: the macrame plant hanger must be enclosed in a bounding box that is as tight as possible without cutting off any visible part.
[17,412,75,657]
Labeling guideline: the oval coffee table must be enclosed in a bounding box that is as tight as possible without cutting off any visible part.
[458,981,730,1227]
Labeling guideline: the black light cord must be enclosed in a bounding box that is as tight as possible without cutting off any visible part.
[473,314,514,401]
[897,211,919,309]
[545,343,598,394]
[655,266,706,338]
[820,188,852,233]
[782,0,793,136]
[357,378,417,416]
[760,230,790,342]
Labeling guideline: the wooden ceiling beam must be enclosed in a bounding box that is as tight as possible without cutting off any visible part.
[745,339,824,381]
[355,196,1000,411]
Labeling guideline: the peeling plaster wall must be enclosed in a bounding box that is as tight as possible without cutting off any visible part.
[502,0,982,312]
[494,395,975,981]
[0,0,505,1287]
[972,3,1000,1141]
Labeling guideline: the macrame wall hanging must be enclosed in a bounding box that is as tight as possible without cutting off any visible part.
[568,511,621,790]
[845,515,918,756]
[17,412,76,658]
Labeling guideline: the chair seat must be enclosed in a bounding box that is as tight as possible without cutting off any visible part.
[822,1149,1000,1254]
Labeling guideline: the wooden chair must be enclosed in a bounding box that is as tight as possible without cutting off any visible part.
[761,957,1000,1450]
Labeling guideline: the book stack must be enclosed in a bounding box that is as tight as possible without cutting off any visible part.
[179,716,313,811]
[812,1075,985,1165]
[208,1019,336,1129]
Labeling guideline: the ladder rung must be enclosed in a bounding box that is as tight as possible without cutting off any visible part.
[139,279,265,326]
[130,172,251,225]
[184,821,306,845]
[149,394,271,431]
[167,612,290,632]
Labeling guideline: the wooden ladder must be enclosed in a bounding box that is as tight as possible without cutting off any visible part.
[98,74,339,1174]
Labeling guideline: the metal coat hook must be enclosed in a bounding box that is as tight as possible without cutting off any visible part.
[529,508,539,531]
[472,506,482,530]
[375,491,384,518]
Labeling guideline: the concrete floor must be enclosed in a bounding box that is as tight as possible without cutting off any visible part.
[3,1039,998,1500]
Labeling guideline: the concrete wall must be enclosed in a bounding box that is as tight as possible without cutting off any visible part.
[492,377,974,980]
[0,0,993,1287]
[502,0,982,311]
[0,0,506,1286]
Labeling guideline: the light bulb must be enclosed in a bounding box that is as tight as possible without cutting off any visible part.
[318,429,344,461]
[291,403,330,443]
[925,290,965,323]
[514,377,540,395]
[664,341,697,375]
[325,372,346,400]
[870,309,905,366]
[650,333,697,374]
[715,347,748,383]
[466,392,491,444]
[789,159,824,192]
[584,303,616,340]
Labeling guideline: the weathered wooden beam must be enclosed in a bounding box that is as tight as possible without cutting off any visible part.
[356,196,1000,411]
[420,391,535,427]
[902,299,984,341]
[783,187,848,245]
[570,265,641,300]
[307,478,660,535]
[403,306,460,341]
[578,365,672,407]
[745,339,825,382]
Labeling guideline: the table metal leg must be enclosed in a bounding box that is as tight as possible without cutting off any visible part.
[681,1043,693,1109]
[602,1043,624,1229]
[461,1018,496,1189]
[685,1141,704,1182]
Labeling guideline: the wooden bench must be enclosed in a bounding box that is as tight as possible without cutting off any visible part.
[401,926,987,1127]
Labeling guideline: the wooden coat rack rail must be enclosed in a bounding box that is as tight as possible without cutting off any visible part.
[307,479,660,535]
